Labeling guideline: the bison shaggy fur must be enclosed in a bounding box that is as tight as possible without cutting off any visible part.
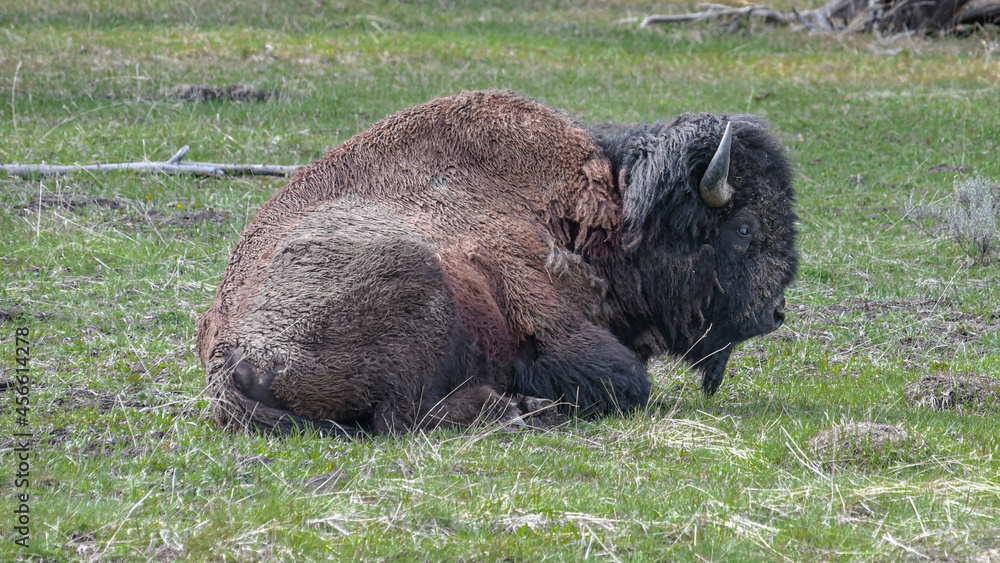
[196,90,797,436]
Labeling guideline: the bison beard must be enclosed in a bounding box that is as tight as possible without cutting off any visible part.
[197,90,797,436]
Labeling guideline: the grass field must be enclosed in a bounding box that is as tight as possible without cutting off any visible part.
[2,1,1000,560]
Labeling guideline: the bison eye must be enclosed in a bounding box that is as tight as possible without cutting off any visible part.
[723,215,757,253]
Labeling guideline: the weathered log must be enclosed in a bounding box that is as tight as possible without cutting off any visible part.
[639,0,1000,35]
[956,0,1000,25]
[641,5,796,27]
[0,146,304,178]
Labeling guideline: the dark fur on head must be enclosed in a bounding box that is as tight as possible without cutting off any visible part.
[592,113,798,393]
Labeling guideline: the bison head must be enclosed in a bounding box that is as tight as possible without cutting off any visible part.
[596,113,798,394]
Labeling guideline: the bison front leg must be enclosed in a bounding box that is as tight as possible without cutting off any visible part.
[512,325,651,416]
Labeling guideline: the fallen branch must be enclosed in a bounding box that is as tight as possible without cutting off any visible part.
[639,0,1000,35]
[958,0,1000,24]
[0,145,305,178]
[641,5,796,27]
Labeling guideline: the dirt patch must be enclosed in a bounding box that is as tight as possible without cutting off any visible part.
[301,470,350,494]
[163,84,277,103]
[151,544,186,562]
[159,208,232,227]
[0,306,53,324]
[970,549,1000,563]
[808,422,930,470]
[17,194,130,215]
[17,194,232,228]
[0,428,72,453]
[912,533,1000,563]
[81,431,166,458]
[927,164,971,174]
[63,530,99,560]
[783,296,999,352]
[234,454,273,468]
[905,373,1000,411]
[51,386,151,414]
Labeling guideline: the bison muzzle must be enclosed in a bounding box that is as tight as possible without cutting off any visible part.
[196,90,797,436]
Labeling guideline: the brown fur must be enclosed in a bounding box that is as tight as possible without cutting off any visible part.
[198,90,624,434]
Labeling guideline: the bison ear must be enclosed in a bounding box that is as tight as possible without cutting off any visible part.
[699,122,734,208]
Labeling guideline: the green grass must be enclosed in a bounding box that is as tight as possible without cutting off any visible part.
[2,1,1000,560]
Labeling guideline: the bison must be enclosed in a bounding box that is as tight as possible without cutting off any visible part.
[196,90,797,437]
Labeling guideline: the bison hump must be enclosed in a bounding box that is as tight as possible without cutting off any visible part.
[273,89,623,254]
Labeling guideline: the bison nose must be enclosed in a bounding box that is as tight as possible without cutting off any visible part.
[772,298,786,330]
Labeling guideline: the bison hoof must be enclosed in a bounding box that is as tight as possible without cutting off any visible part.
[501,406,529,432]
[499,399,561,432]
[518,396,556,413]
[515,396,564,428]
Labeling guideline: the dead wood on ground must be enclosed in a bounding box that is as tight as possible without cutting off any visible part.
[640,0,1000,35]
[1,146,304,178]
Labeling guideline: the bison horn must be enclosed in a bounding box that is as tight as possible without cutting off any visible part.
[699,121,735,208]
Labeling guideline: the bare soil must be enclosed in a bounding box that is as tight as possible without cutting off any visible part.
[809,422,930,470]
[15,194,233,227]
[160,208,232,227]
[17,193,130,214]
[0,306,53,323]
[162,84,278,103]
[905,373,1000,411]
[51,385,152,414]
[783,297,999,355]
[300,470,350,493]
